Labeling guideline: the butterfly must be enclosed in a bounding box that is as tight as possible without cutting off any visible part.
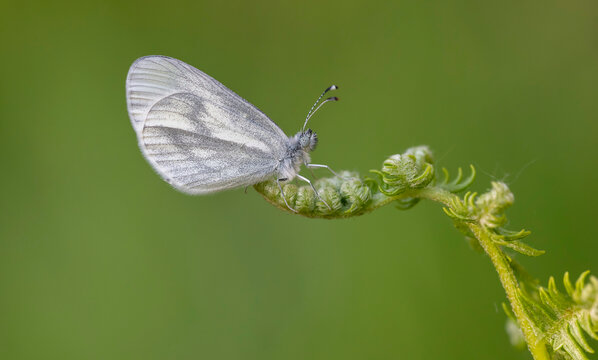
[126,55,340,211]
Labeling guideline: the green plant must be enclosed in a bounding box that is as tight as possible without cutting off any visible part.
[254,146,598,360]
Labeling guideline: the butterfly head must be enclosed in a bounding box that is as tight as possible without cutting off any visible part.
[299,129,318,152]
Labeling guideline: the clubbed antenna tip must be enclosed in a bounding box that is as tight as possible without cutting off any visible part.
[302,85,341,131]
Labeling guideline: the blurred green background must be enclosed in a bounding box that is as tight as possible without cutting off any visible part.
[1,1,597,359]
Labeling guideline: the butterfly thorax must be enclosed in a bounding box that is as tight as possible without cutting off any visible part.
[277,129,318,181]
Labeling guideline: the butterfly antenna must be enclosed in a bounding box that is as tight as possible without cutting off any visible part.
[302,85,339,131]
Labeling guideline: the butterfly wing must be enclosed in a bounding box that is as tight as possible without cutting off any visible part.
[126,56,289,194]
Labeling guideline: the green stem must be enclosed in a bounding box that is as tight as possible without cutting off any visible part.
[412,186,455,206]
[468,224,549,359]
[415,187,550,360]
[367,186,455,213]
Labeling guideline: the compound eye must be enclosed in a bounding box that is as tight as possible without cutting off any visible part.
[299,135,309,147]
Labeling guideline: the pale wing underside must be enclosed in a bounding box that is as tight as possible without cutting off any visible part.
[125,56,289,194]
[143,93,282,193]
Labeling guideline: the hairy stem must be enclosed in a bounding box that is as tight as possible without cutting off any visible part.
[468,224,550,360]
[415,187,549,359]
[412,187,454,206]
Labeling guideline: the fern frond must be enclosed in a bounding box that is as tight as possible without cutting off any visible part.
[254,145,595,360]
[438,164,476,193]
[370,146,435,196]
[442,182,543,257]
[254,146,437,218]
[514,272,598,360]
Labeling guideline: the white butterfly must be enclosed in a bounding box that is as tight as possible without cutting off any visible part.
[125,55,340,211]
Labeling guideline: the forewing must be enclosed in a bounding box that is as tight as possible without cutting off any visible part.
[126,55,287,142]
[142,93,284,194]
[125,56,290,193]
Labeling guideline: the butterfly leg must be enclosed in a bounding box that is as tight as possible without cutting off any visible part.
[306,163,348,179]
[296,174,332,210]
[277,178,298,213]
[307,165,318,180]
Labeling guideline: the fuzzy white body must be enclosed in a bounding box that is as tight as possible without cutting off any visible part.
[277,133,315,181]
